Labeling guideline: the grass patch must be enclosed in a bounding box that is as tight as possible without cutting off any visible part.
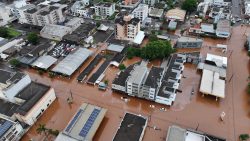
[7,28,21,38]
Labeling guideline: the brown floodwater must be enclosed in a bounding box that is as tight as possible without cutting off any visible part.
[21,26,250,141]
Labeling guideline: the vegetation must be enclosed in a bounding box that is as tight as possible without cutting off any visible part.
[239,134,250,141]
[48,72,56,78]
[36,124,59,139]
[118,64,126,71]
[181,0,197,13]
[166,0,174,9]
[247,83,250,94]
[127,40,174,60]
[0,27,21,39]
[9,58,20,67]
[104,79,109,85]
[248,51,250,57]
[27,32,39,45]
[108,13,116,20]
[96,21,101,27]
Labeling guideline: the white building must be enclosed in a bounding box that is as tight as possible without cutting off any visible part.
[95,2,115,17]
[65,17,84,31]
[0,117,25,141]
[70,0,90,17]
[22,5,65,26]
[132,4,148,22]
[0,3,17,26]
[245,0,250,16]
[143,0,158,6]
[0,70,31,102]
[216,19,231,38]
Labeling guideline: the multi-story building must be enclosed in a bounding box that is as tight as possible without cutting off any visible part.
[70,0,90,17]
[115,15,141,41]
[143,0,158,6]
[0,117,24,141]
[0,3,17,26]
[94,2,115,17]
[132,4,148,22]
[176,36,203,48]
[23,5,65,26]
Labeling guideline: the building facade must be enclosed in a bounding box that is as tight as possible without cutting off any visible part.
[143,0,158,6]
[95,2,115,17]
[132,4,148,22]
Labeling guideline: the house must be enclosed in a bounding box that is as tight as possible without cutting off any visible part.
[94,2,115,17]
[176,36,203,48]
[65,17,84,31]
[40,24,72,41]
[132,4,149,22]
[165,8,186,22]
[148,7,164,18]
[216,19,231,38]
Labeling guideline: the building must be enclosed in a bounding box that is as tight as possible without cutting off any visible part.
[0,69,31,102]
[40,24,72,41]
[166,125,226,141]
[94,2,115,17]
[70,0,90,17]
[132,4,148,22]
[216,19,231,38]
[176,36,203,48]
[197,53,227,100]
[143,0,158,6]
[65,17,84,31]
[52,48,93,76]
[112,54,186,106]
[165,8,186,22]
[14,82,56,125]
[148,7,164,18]
[115,15,141,41]
[122,0,140,6]
[0,3,17,26]
[245,0,250,16]
[55,103,107,141]
[23,5,65,26]
[0,117,25,141]
[126,61,148,97]
[213,0,231,6]
[113,113,147,141]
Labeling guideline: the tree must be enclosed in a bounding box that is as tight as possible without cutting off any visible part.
[9,58,20,67]
[118,64,126,70]
[181,0,197,13]
[36,124,49,140]
[141,40,174,60]
[104,79,109,85]
[96,21,101,27]
[0,27,8,38]
[239,134,250,141]
[27,32,39,45]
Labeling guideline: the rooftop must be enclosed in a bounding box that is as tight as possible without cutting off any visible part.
[0,69,26,86]
[216,19,231,33]
[127,63,148,85]
[144,67,164,88]
[15,82,50,116]
[112,64,136,87]
[113,113,147,141]
[55,103,107,141]
[0,99,19,117]
[0,117,14,138]
[32,55,57,70]
[177,36,203,43]
[52,48,93,76]
[40,24,72,38]
[149,8,164,17]
[107,44,125,53]
[165,8,186,21]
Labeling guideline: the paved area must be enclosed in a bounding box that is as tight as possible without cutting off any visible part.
[20,25,250,141]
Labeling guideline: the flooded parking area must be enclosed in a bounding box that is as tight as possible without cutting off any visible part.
[21,26,250,141]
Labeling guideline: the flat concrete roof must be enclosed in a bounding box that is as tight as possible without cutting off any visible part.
[32,55,57,69]
[55,103,107,141]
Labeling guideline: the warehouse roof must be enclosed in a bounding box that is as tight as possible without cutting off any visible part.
[107,44,125,53]
[52,48,93,76]
[32,55,57,69]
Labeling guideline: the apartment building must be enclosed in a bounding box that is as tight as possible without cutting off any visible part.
[70,0,90,17]
[132,4,148,22]
[115,15,141,41]
[23,5,65,26]
[126,62,148,97]
[95,2,115,17]
[0,3,17,26]
[0,117,24,141]
[143,0,158,6]
[176,36,203,48]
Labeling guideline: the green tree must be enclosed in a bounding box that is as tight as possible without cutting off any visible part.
[141,40,174,60]
[0,27,8,38]
[181,0,197,13]
[104,79,109,85]
[149,34,158,42]
[27,32,39,45]
[9,58,20,67]
[239,134,250,141]
[118,64,126,70]
[96,22,101,27]
[36,124,49,139]
[127,47,141,59]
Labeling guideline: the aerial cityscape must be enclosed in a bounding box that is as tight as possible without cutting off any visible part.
[0,0,249,141]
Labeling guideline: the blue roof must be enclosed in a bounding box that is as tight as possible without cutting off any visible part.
[0,120,13,137]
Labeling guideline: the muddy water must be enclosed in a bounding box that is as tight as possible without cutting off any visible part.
[21,26,250,141]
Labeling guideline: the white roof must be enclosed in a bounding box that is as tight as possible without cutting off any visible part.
[52,48,93,76]
[133,31,145,44]
[199,69,225,98]
[0,39,23,53]
[40,24,72,39]
[97,24,109,31]
[186,131,205,141]
[201,23,215,33]
[206,53,227,68]
[32,55,57,69]
[107,44,124,53]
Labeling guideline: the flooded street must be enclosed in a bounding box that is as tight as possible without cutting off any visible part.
[21,26,250,141]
